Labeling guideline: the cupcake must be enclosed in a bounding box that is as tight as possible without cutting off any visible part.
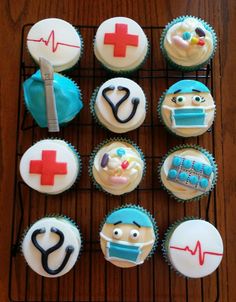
[160,16,217,71]
[90,77,147,133]
[21,216,82,277]
[100,205,158,268]
[159,145,217,202]
[27,18,83,72]
[89,138,145,195]
[20,139,81,194]
[94,17,149,73]
[158,80,215,137]
[162,218,223,278]
[23,70,83,129]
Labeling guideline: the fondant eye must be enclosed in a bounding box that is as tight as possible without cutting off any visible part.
[130,229,140,240]
[176,95,186,106]
[192,95,203,105]
[113,228,123,239]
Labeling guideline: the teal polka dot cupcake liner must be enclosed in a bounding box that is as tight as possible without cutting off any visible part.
[158,144,218,202]
[160,15,217,72]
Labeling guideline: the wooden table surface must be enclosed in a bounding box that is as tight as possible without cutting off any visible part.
[1,1,235,301]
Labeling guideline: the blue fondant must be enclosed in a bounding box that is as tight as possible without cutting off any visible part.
[168,169,177,179]
[178,171,188,181]
[166,80,210,94]
[182,32,191,40]
[193,162,202,172]
[116,148,126,157]
[172,108,205,126]
[172,156,182,167]
[106,208,152,227]
[23,70,83,127]
[199,178,209,188]
[203,165,213,176]
[189,175,198,185]
[183,159,192,169]
[109,242,140,261]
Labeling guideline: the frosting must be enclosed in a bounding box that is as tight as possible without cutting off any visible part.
[20,139,80,194]
[92,142,144,195]
[22,217,81,278]
[23,70,83,128]
[94,17,148,71]
[100,207,155,268]
[164,17,214,67]
[94,78,146,133]
[161,80,215,137]
[160,148,215,200]
[167,220,223,278]
[27,18,82,71]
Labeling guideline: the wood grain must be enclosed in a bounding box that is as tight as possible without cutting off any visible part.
[0,0,235,301]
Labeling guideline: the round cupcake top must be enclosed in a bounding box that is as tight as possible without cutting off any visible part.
[100,206,156,268]
[23,70,83,128]
[94,17,148,72]
[159,80,215,137]
[160,146,217,201]
[27,18,83,71]
[93,78,146,133]
[162,16,216,68]
[165,219,223,278]
[91,140,145,195]
[20,139,80,194]
[22,217,82,278]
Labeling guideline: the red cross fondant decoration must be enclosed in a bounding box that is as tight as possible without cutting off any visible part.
[104,23,139,57]
[29,150,67,186]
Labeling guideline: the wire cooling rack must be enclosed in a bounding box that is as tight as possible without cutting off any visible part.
[9,24,219,302]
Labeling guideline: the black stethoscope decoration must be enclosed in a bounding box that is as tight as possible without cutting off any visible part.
[31,227,74,275]
[102,85,140,123]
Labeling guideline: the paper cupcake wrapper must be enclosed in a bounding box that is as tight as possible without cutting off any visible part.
[90,81,148,133]
[100,203,158,259]
[161,216,201,278]
[89,137,146,195]
[160,15,217,72]
[158,144,218,202]
[20,214,83,262]
[93,35,150,75]
[157,89,216,138]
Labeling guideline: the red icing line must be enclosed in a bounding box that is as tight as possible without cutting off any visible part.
[29,150,67,185]
[27,29,80,53]
[170,240,223,266]
[104,23,139,57]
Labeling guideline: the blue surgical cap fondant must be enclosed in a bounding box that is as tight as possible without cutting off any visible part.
[106,208,153,228]
[166,80,210,95]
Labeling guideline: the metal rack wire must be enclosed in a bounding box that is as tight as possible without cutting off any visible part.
[8,24,218,302]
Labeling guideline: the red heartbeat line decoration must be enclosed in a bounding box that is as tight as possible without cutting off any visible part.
[170,240,223,266]
[27,30,80,53]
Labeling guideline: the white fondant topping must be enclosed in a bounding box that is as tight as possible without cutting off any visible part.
[160,148,214,200]
[164,17,214,67]
[27,18,82,72]
[92,142,144,195]
[94,17,148,71]
[167,220,223,278]
[22,217,81,278]
[94,78,146,133]
[20,139,79,194]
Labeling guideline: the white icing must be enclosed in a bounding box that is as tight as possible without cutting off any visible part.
[164,17,214,67]
[20,139,80,194]
[167,220,223,278]
[94,78,146,133]
[160,148,214,200]
[92,142,144,195]
[94,17,148,71]
[22,217,81,278]
[27,18,82,72]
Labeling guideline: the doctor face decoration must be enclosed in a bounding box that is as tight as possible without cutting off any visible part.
[92,78,146,133]
[159,80,215,137]
[100,206,157,268]
[91,140,145,195]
